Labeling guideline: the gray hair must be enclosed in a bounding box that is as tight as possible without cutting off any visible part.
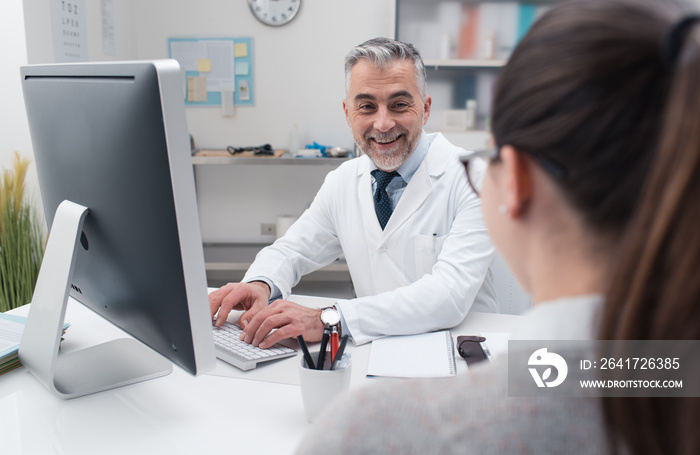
[344,37,427,100]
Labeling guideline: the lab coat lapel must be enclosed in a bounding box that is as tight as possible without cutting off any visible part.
[381,160,431,240]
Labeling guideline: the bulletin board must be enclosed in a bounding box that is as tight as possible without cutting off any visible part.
[168,37,254,106]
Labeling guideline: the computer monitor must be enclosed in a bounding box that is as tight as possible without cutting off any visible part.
[18,60,216,399]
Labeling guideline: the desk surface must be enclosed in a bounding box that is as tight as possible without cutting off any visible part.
[0,295,522,455]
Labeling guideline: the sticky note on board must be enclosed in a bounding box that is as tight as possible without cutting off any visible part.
[235,61,250,75]
[197,58,212,72]
[234,43,248,57]
[187,76,208,102]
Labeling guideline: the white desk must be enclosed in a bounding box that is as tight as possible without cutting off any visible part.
[0,295,522,455]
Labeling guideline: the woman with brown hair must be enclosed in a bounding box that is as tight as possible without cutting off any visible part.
[295,0,700,453]
[598,8,700,453]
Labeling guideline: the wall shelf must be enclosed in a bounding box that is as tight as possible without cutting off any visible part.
[398,0,561,132]
[192,153,352,166]
[423,59,506,69]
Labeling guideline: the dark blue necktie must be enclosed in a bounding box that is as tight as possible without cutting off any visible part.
[371,169,399,230]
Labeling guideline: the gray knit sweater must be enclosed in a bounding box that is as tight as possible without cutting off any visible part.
[296,295,616,455]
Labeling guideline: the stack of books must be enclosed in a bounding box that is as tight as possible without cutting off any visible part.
[0,313,26,376]
[0,313,69,376]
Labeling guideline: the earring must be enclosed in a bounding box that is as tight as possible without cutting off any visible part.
[498,204,508,215]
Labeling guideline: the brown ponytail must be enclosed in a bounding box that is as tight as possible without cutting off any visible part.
[600,13,700,455]
[493,1,700,453]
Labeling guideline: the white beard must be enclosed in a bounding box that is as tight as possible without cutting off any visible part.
[360,127,421,171]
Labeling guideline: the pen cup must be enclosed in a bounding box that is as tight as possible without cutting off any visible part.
[298,351,352,423]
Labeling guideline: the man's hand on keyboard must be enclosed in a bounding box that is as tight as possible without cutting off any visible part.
[209,281,270,328]
[239,300,324,350]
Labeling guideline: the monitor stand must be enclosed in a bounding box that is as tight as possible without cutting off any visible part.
[18,200,173,399]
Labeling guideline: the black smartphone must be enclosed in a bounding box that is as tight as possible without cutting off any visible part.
[457,335,489,366]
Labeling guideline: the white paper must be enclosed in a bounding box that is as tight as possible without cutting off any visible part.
[221,90,234,117]
[170,41,208,72]
[238,80,250,101]
[51,0,88,62]
[366,331,456,378]
[204,40,235,91]
[170,40,235,92]
[0,318,24,354]
[101,0,116,55]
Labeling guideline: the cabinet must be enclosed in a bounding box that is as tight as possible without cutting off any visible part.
[192,153,350,244]
[396,0,558,139]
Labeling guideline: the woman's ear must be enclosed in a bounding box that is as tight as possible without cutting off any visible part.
[500,145,534,218]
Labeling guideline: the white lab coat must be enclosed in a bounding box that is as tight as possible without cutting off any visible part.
[244,132,497,345]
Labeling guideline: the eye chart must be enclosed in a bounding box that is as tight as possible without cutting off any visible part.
[51,0,88,62]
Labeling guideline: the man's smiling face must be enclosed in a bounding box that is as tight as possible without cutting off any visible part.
[343,59,431,171]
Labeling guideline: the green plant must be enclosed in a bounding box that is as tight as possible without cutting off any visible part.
[0,152,45,312]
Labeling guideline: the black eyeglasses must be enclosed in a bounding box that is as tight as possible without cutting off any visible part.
[460,148,498,197]
[460,147,568,197]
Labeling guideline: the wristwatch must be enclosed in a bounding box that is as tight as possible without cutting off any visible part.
[320,306,340,327]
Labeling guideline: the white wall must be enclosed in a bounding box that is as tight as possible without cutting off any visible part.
[18,0,395,243]
[23,0,137,63]
[1,0,42,224]
[132,0,395,151]
[135,0,396,242]
[23,0,395,152]
[2,1,31,157]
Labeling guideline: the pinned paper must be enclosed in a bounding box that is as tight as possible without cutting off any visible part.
[221,90,234,117]
[238,79,250,101]
[197,58,212,72]
[235,61,250,75]
[234,42,248,57]
[187,76,208,102]
[169,37,254,106]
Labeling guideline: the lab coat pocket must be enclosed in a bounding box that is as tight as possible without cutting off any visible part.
[414,233,447,277]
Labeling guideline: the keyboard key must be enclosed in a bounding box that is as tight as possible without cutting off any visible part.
[212,321,296,371]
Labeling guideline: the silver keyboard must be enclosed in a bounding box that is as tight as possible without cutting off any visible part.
[212,321,296,371]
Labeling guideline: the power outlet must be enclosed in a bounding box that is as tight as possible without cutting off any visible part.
[260,223,276,236]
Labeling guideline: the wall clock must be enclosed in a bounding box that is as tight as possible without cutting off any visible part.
[248,0,301,27]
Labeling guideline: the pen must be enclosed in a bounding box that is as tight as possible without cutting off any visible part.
[331,335,349,370]
[317,325,330,370]
[330,326,339,363]
[297,335,315,370]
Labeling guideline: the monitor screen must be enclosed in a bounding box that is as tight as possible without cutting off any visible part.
[19,60,216,397]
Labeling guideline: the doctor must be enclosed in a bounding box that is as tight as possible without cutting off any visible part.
[210,37,497,347]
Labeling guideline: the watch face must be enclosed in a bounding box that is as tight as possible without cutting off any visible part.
[321,308,340,326]
[248,0,301,26]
